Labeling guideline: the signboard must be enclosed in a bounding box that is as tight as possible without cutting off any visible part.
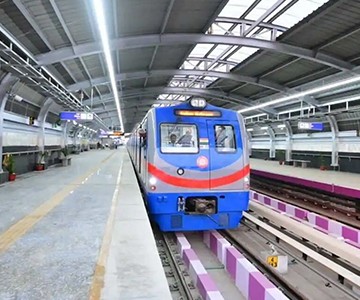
[266,255,278,268]
[60,111,94,121]
[298,121,323,131]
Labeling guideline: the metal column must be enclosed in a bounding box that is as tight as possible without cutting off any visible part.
[327,115,339,167]
[267,126,276,158]
[284,121,293,162]
[37,97,54,152]
[62,121,69,148]
[0,74,18,172]
[246,131,252,156]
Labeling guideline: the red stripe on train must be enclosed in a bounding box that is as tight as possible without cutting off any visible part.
[148,163,250,188]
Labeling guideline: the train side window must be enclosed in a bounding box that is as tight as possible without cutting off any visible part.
[160,123,198,153]
[214,125,236,152]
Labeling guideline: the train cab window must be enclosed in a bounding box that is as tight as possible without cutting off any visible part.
[160,124,198,153]
[214,125,236,152]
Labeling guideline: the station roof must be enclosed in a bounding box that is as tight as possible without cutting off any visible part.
[1,0,360,132]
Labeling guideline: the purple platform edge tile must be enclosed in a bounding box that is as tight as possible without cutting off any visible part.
[183,248,198,267]
[210,233,218,255]
[253,191,360,248]
[225,247,240,280]
[249,271,275,300]
[342,226,359,243]
[315,216,329,230]
[278,201,286,212]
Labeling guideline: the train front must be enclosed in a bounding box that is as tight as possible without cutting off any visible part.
[147,99,250,231]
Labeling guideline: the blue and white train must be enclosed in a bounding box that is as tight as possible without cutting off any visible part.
[127,99,250,231]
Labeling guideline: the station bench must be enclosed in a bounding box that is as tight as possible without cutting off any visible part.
[291,159,311,168]
[60,156,72,166]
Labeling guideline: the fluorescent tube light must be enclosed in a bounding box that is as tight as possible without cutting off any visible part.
[239,75,360,114]
[260,126,268,130]
[93,0,124,131]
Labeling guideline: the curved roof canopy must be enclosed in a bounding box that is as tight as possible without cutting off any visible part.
[1,0,360,132]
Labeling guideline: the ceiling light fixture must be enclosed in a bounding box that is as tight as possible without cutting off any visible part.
[93,0,124,131]
[238,75,360,114]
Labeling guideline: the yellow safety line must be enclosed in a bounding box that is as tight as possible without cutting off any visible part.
[0,152,116,254]
[89,159,123,300]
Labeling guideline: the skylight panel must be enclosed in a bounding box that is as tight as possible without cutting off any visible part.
[273,0,330,28]
[228,47,258,64]
[211,22,233,35]
[182,61,195,69]
[204,76,218,82]
[218,0,249,18]
[210,64,228,72]
[252,30,272,40]
[197,62,206,70]
[246,0,280,21]
[158,94,169,99]
[208,44,232,59]
[263,1,294,22]
[189,44,214,57]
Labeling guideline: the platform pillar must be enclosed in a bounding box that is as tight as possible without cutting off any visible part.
[267,126,276,159]
[327,115,339,167]
[62,121,69,148]
[246,131,252,156]
[37,97,54,153]
[284,121,293,162]
[0,73,19,173]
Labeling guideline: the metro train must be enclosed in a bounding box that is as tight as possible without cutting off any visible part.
[127,99,250,231]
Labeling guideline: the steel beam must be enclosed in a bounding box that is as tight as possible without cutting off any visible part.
[0,73,18,172]
[91,98,176,109]
[37,97,54,153]
[12,0,81,86]
[214,17,288,32]
[243,0,286,36]
[67,69,286,92]
[35,34,354,71]
[144,0,175,87]
[49,0,104,106]
[186,57,238,66]
[84,86,277,115]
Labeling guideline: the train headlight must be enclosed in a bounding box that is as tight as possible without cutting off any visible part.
[177,168,184,176]
[190,98,206,108]
[244,176,250,189]
[149,177,157,185]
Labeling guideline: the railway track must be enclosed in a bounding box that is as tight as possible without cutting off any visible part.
[251,175,360,229]
[152,225,201,300]
[223,211,360,300]
[221,228,305,300]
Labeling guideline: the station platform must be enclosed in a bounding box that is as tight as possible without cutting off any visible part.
[250,158,360,199]
[0,148,171,300]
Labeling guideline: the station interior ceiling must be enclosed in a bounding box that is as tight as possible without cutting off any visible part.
[1,0,360,136]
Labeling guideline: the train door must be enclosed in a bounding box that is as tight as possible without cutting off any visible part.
[207,120,242,190]
[140,119,148,183]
